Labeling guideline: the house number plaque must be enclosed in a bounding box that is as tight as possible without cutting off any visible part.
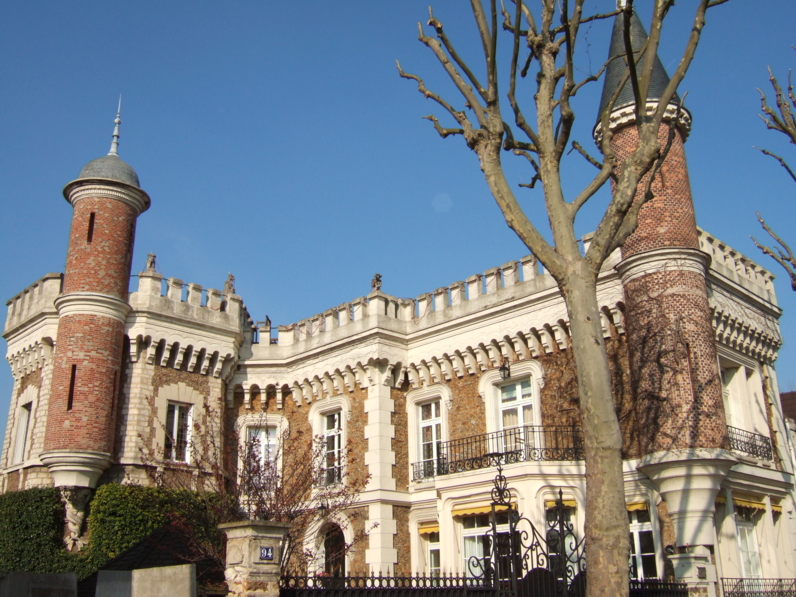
[260,546,274,561]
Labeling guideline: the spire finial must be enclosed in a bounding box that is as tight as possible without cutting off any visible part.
[108,95,122,156]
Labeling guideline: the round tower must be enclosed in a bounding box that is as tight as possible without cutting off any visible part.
[596,9,725,457]
[596,9,734,571]
[41,106,150,490]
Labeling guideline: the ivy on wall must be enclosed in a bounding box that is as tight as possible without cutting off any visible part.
[0,487,69,574]
[0,484,176,578]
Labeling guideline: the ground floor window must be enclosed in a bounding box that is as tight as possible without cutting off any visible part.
[737,508,762,579]
[165,402,191,462]
[628,508,658,580]
[461,512,510,577]
[426,531,441,576]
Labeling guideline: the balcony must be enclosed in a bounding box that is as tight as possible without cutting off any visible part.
[412,425,584,481]
[722,578,796,597]
[727,426,773,461]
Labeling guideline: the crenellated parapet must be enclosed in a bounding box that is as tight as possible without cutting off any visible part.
[127,270,245,379]
[4,274,62,380]
[232,246,626,408]
[699,229,777,305]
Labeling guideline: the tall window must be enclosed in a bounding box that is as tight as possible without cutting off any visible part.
[628,509,658,580]
[165,402,191,462]
[324,411,343,485]
[426,531,441,576]
[737,508,762,578]
[13,403,32,464]
[247,426,278,467]
[419,400,442,477]
[461,512,510,577]
[499,379,535,452]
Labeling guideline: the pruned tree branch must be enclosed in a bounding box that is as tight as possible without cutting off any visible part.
[755,147,796,184]
[753,212,796,291]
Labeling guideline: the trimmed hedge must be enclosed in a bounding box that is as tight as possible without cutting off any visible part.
[0,484,203,578]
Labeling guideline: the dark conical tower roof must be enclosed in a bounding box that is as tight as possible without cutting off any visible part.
[597,10,678,121]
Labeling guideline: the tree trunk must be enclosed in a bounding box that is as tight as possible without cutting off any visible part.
[561,271,629,597]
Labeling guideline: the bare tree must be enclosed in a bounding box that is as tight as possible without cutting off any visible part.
[752,48,796,290]
[140,402,371,576]
[398,1,727,595]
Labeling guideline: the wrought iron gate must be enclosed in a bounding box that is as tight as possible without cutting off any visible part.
[281,466,687,597]
[466,465,586,597]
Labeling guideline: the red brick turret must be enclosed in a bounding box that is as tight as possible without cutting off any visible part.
[41,111,150,488]
[597,11,726,457]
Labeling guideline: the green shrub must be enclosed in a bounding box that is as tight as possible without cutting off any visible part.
[0,487,65,573]
[83,484,171,569]
[0,484,225,578]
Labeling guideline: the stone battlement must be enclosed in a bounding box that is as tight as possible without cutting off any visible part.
[128,270,243,326]
[698,229,777,305]
[4,273,63,337]
[267,253,571,350]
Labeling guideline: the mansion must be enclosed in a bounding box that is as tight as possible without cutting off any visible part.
[2,10,795,597]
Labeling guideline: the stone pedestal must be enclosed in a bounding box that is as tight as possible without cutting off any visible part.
[219,520,290,597]
[640,449,735,597]
[669,548,717,597]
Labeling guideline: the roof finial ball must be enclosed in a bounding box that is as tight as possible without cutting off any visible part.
[108,95,122,156]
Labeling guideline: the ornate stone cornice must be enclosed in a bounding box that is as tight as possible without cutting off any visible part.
[39,449,112,488]
[63,180,150,215]
[616,247,710,286]
[55,292,131,324]
[593,101,692,144]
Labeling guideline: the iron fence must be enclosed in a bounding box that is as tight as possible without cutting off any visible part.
[280,574,495,597]
[629,579,688,597]
[722,578,796,597]
[412,426,584,481]
[727,426,774,461]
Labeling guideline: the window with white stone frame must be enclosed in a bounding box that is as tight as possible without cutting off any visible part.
[498,378,538,453]
[323,411,343,486]
[460,512,511,577]
[425,531,441,576]
[165,402,191,463]
[246,425,278,468]
[736,507,762,579]
[628,508,658,580]
[419,400,443,478]
[12,402,32,465]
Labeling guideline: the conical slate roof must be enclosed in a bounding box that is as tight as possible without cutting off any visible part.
[597,10,679,121]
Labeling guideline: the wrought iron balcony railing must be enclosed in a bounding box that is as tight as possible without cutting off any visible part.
[722,578,796,597]
[727,425,774,461]
[412,425,583,481]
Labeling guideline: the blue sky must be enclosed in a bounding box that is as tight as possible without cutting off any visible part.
[1,1,795,443]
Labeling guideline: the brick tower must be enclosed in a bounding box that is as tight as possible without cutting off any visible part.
[40,107,150,505]
[597,8,733,588]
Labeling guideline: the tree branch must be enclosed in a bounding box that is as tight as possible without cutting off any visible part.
[414,22,489,126]
[424,115,465,138]
[428,8,489,102]
[753,212,796,291]
[396,60,474,132]
[755,147,796,184]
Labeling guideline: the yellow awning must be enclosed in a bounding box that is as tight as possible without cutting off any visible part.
[452,503,513,517]
[418,522,439,535]
[626,501,648,512]
[715,496,726,505]
[545,499,577,509]
[732,493,765,510]
[772,503,783,514]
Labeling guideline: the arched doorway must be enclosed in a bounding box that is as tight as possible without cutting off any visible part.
[323,523,346,577]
